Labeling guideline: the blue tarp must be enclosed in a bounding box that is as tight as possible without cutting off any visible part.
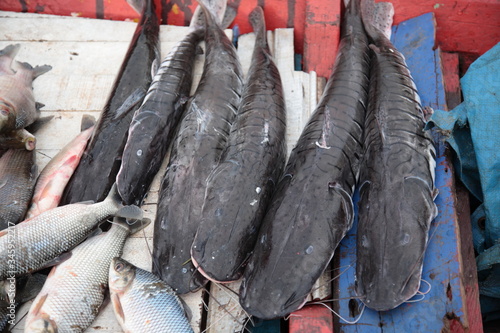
[427,42,500,320]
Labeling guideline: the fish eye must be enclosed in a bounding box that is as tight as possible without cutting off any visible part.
[0,109,8,116]
[115,262,124,271]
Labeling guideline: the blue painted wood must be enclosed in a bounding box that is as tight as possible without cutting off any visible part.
[335,13,468,332]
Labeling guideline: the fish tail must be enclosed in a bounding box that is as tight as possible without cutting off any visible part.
[32,64,52,79]
[361,0,394,41]
[111,216,151,234]
[249,7,268,50]
[197,0,227,26]
[191,0,235,30]
[105,183,143,221]
[125,0,145,15]
[0,44,20,72]
[13,61,52,81]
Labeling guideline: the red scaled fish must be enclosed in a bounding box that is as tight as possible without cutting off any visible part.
[25,115,96,219]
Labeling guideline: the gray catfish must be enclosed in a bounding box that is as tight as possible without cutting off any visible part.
[355,0,438,311]
[0,184,142,280]
[153,0,244,294]
[109,257,194,333]
[60,0,160,205]
[239,0,370,319]
[0,149,37,230]
[0,44,51,134]
[116,6,206,206]
[191,6,287,283]
[24,217,150,333]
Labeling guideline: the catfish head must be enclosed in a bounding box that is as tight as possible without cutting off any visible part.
[355,177,438,311]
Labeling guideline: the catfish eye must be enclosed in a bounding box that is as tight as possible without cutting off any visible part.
[115,262,125,271]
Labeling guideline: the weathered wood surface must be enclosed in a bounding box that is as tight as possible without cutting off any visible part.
[1,0,498,78]
[0,10,327,332]
[334,13,482,333]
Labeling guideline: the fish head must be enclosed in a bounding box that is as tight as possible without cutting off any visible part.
[0,100,16,133]
[25,314,58,333]
[355,178,438,311]
[239,255,311,320]
[109,257,136,294]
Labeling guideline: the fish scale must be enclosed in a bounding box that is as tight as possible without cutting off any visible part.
[0,149,37,230]
[0,187,127,279]
[109,258,193,333]
[24,218,145,333]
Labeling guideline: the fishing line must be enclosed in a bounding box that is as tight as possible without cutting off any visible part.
[417,278,432,295]
[202,283,246,324]
[405,293,426,303]
[307,264,353,299]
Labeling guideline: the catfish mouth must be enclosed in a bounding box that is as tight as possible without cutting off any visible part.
[239,280,309,320]
[190,254,240,284]
[356,271,421,311]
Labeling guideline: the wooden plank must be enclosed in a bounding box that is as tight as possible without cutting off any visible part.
[379,0,500,55]
[334,13,473,332]
[205,281,248,333]
[289,304,334,333]
[441,51,483,333]
[2,0,500,58]
[302,0,341,79]
[0,0,140,21]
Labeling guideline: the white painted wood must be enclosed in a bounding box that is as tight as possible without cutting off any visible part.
[205,281,248,333]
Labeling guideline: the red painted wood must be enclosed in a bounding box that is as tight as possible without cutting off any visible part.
[441,51,484,333]
[441,52,462,108]
[0,0,139,21]
[289,304,334,333]
[1,0,498,59]
[302,0,341,79]
[379,0,500,55]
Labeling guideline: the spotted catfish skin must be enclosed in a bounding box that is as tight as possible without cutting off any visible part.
[116,25,204,206]
[239,0,370,319]
[60,0,160,205]
[26,116,96,219]
[0,149,37,230]
[355,0,438,311]
[0,44,51,134]
[191,6,287,283]
[153,1,243,294]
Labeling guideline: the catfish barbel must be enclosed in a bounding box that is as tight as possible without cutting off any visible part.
[355,0,438,311]
[240,0,370,319]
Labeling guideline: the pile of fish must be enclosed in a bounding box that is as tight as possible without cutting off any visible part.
[0,0,440,330]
